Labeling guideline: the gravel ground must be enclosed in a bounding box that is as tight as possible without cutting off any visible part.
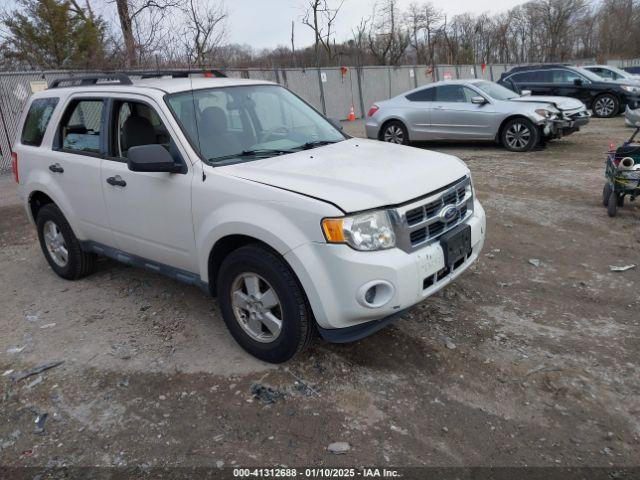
[0,117,639,475]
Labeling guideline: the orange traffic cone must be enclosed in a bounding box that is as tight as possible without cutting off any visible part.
[348,105,356,122]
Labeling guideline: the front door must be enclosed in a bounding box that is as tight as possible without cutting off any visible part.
[100,95,198,273]
[429,85,496,140]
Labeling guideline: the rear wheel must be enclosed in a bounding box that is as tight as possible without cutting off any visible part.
[381,121,409,145]
[36,204,96,280]
[592,94,619,118]
[216,245,315,363]
[501,118,540,152]
[607,191,619,217]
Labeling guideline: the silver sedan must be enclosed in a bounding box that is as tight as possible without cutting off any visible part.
[365,80,590,152]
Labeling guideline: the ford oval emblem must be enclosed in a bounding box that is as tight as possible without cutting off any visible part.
[439,205,458,222]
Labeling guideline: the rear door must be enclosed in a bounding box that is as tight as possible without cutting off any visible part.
[429,85,496,139]
[508,70,554,96]
[45,95,114,246]
[99,94,198,273]
[402,87,435,140]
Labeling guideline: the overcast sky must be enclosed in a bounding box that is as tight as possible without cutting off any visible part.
[2,0,529,50]
[226,0,529,50]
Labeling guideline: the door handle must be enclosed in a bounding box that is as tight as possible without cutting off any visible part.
[49,163,64,173]
[106,175,126,187]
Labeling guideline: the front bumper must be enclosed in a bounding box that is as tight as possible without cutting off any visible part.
[542,112,590,138]
[285,201,486,336]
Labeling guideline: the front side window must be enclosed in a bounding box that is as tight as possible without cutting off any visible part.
[21,97,59,146]
[167,85,345,165]
[112,100,171,158]
[434,85,477,103]
[59,99,103,154]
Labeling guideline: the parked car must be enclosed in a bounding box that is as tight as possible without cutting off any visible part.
[583,65,640,84]
[625,105,640,127]
[498,64,640,118]
[365,80,590,152]
[13,72,486,363]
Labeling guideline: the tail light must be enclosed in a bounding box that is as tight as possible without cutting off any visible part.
[368,105,379,117]
[11,152,18,183]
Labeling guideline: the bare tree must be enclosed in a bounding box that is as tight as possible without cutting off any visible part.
[368,0,410,65]
[302,0,345,64]
[180,0,227,68]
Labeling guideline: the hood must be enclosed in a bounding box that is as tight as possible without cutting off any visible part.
[218,139,469,212]
[511,95,585,111]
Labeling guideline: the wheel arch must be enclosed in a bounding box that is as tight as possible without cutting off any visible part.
[496,114,538,143]
[28,190,56,222]
[378,117,409,141]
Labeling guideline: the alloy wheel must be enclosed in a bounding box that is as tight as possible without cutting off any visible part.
[505,122,531,150]
[43,220,69,267]
[383,125,405,144]
[231,272,283,343]
[594,96,615,117]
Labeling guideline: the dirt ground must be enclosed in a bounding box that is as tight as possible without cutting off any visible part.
[0,117,639,475]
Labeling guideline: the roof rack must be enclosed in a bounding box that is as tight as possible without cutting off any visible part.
[49,74,133,89]
[137,69,227,79]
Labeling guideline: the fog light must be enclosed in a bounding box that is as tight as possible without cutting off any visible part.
[357,280,394,308]
[365,286,377,304]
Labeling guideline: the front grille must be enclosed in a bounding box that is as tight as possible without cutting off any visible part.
[392,176,473,253]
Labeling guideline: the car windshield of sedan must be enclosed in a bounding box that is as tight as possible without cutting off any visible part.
[167,84,345,165]
[472,81,519,101]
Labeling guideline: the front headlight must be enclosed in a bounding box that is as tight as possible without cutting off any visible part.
[621,85,640,94]
[322,210,396,251]
[535,108,556,118]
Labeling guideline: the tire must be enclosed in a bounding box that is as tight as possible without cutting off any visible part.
[216,244,315,363]
[500,118,540,152]
[602,183,612,207]
[607,191,618,217]
[36,204,96,280]
[592,94,619,118]
[381,120,410,145]
[617,194,625,207]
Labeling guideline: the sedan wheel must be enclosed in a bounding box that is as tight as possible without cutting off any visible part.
[500,118,540,152]
[382,122,409,145]
[593,95,618,118]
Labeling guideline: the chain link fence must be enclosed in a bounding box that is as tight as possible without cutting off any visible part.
[0,64,521,172]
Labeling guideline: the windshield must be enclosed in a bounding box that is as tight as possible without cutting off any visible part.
[573,67,602,82]
[472,81,519,100]
[167,84,345,165]
[605,65,631,78]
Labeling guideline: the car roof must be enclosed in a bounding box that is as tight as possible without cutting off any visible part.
[37,76,275,97]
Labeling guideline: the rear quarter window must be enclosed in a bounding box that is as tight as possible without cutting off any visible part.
[21,98,59,146]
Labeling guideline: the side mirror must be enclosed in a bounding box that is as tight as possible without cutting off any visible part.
[471,96,487,105]
[573,78,583,86]
[328,118,344,131]
[128,144,183,173]
[520,90,532,97]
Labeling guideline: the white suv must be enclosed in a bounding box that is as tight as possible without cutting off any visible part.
[12,71,486,362]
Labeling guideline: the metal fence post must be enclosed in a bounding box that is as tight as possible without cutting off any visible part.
[489,65,494,81]
[317,68,327,115]
[387,67,392,98]
[356,66,365,118]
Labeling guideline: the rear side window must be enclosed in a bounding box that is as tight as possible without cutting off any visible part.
[21,98,59,146]
[59,99,104,155]
[406,88,434,102]
[510,71,551,83]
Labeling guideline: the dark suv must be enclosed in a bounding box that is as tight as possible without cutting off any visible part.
[499,64,640,118]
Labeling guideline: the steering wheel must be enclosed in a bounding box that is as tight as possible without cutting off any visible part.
[261,125,291,143]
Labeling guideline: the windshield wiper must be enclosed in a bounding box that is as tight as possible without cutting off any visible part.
[294,140,340,150]
[209,148,295,163]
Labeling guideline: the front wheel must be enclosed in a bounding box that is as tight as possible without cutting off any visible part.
[501,118,540,152]
[216,245,315,363]
[607,191,619,217]
[381,121,410,145]
[602,183,612,207]
[592,94,619,118]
